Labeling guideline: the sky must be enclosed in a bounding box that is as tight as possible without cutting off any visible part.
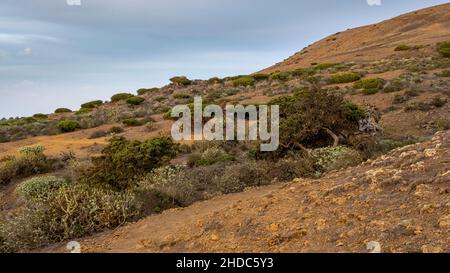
[0,0,449,118]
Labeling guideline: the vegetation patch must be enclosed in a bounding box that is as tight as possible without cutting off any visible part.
[137,88,159,95]
[54,108,72,114]
[170,76,192,86]
[232,76,256,87]
[328,72,361,84]
[57,120,80,133]
[126,96,145,106]
[111,93,134,102]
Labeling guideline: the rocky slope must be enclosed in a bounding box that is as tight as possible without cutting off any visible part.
[45,131,449,253]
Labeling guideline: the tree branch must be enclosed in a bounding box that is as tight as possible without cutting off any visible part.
[322,127,339,147]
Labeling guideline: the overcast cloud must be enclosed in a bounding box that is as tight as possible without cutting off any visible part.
[0,0,449,118]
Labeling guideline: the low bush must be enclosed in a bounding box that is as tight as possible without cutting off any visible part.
[362,88,379,95]
[232,76,256,87]
[170,76,192,86]
[438,41,450,58]
[16,176,68,204]
[314,63,338,71]
[88,130,107,139]
[126,96,145,106]
[122,118,145,127]
[137,88,159,95]
[154,96,167,102]
[342,102,366,121]
[253,74,270,81]
[75,108,92,115]
[56,120,80,133]
[54,108,72,114]
[80,100,103,109]
[111,93,134,102]
[393,94,409,104]
[383,78,406,93]
[354,78,385,90]
[270,71,290,81]
[430,97,447,108]
[187,147,234,167]
[207,77,223,84]
[311,146,363,175]
[108,126,124,134]
[33,114,48,119]
[83,136,177,190]
[328,72,361,84]
[405,101,432,112]
[394,44,411,51]
[436,70,450,77]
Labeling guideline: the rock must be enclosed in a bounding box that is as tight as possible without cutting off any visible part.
[438,215,450,229]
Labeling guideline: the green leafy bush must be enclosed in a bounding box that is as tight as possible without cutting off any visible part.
[126,96,145,105]
[108,126,124,134]
[314,63,338,70]
[270,71,290,81]
[80,100,103,109]
[54,108,72,114]
[57,120,80,133]
[362,88,380,95]
[394,44,411,51]
[232,76,256,87]
[328,72,361,84]
[137,88,159,95]
[436,70,450,77]
[342,102,366,121]
[16,176,68,203]
[0,145,54,185]
[170,76,192,86]
[354,78,385,90]
[75,108,93,115]
[33,114,48,119]
[122,118,145,127]
[155,96,167,102]
[430,97,447,108]
[253,73,270,81]
[83,136,177,190]
[188,147,234,167]
[207,77,223,84]
[438,41,450,58]
[111,93,134,102]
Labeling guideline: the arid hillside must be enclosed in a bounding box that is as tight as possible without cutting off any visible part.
[262,3,450,73]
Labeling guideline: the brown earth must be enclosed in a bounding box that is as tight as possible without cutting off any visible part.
[43,131,450,253]
[261,3,450,73]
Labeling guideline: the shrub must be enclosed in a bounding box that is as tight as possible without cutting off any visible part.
[342,102,366,121]
[0,145,54,185]
[311,146,363,175]
[89,130,107,139]
[33,114,48,119]
[137,88,159,95]
[270,71,290,81]
[111,93,134,102]
[438,41,450,58]
[154,96,167,102]
[354,78,385,90]
[383,78,405,93]
[232,76,256,87]
[84,137,177,190]
[80,100,103,109]
[126,96,145,105]
[328,72,361,84]
[393,94,409,104]
[172,93,192,100]
[170,76,192,86]
[188,147,234,167]
[57,120,80,133]
[405,101,432,112]
[75,108,92,115]
[16,176,68,203]
[207,77,223,84]
[54,108,72,114]
[122,118,144,127]
[362,88,379,95]
[216,162,270,194]
[430,97,447,108]
[314,63,337,70]
[0,183,138,251]
[108,126,124,134]
[253,73,270,81]
[394,45,411,51]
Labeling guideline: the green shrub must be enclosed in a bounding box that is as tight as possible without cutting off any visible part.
[80,100,103,109]
[108,126,124,134]
[75,108,93,115]
[328,72,361,84]
[394,45,411,51]
[232,76,256,87]
[207,77,223,84]
[354,78,385,90]
[253,73,270,81]
[311,146,363,175]
[33,114,48,119]
[54,108,72,114]
[172,93,192,100]
[155,96,167,102]
[56,120,80,133]
[137,88,159,95]
[122,118,144,127]
[0,183,138,251]
[405,101,432,112]
[216,161,270,194]
[270,71,290,81]
[314,63,338,70]
[188,147,234,167]
[362,88,379,95]
[16,176,68,203]
[393,94,409,104]
[126,96,145,105]
[84,137,177,190]
[342,103,366,121]
[437,70,450,77]
[111,93,134,102]
[438,41,450,58]
[430,97,447,108]
[170,76,192,86]
[0,145,54,185]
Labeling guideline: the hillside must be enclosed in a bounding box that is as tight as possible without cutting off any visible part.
[43,131,450,253]
[1,3,450,253]
[262,3,450,73]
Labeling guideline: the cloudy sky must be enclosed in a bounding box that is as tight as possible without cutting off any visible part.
[0,0,448,118]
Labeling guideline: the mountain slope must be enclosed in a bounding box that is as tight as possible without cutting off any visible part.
[262,3,450,73]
